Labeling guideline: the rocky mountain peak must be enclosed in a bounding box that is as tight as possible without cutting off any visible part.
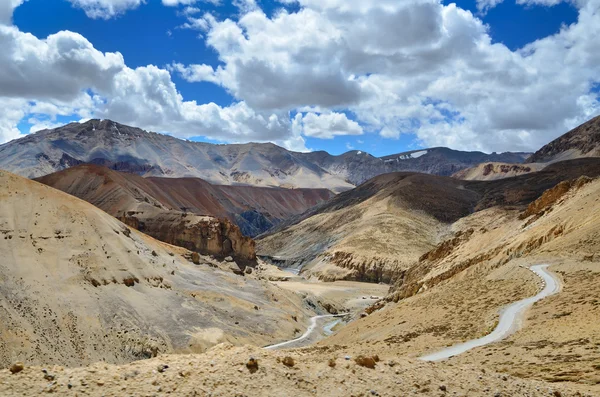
[526,115,600,163]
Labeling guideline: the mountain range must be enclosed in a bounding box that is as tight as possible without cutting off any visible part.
[36,164,334,237]
[2,114,600,396]
[0,119,530,192]
[258,158,600,282]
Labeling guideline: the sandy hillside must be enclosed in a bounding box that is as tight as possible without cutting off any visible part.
[320,175,600,394]
[0,170,321,367]
[258,159,600,284]
[453,161,545,180]
[258,172,479,283]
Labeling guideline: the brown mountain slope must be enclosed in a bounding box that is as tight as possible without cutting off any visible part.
[36,164,334,237]
[258,172,481,283]
[454,115,600,181]
[322,174,600,394]
[258,158,600,283]
[527,114,600,163]
[0,170,315,367]
[452,161,544,180]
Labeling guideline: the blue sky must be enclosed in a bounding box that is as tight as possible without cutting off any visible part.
[2,0,598,156]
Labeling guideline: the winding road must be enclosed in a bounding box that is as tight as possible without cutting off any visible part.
[264,314,348,350]
[419,264,561,362]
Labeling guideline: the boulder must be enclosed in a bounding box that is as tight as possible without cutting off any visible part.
[191,252,201,264]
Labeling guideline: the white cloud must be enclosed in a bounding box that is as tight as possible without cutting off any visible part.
[233,0,258,13]
[0,22,303,149]
[169,62,219,83]
[162,0,221,6]
[0,98,28,143]
[163,0,196,5]
[294,112,364,139]
[171,0,600,152]
[28,117,65,133]
[0,0,27,25]
[1,0,600,155]
[0,26,124,99]
[475,0,505,13]
[67,0,145,19]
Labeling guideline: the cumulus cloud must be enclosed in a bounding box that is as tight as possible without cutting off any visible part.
[0,21,302,149]
[0,98,28,143]
[0,0,27,25]
[1,0,599,154]
[169,62,220,84]
[171,0,600,152]
[162,0,221,6]
[294,112,364,139]
[475,0,505,12]
[0,26,124,100]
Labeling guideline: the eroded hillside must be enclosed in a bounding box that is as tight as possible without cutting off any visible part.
[0,171,318,367]
[258,159,600,283]
[258,172,480,283]
[321,174,600,393]
[36,164,334,237]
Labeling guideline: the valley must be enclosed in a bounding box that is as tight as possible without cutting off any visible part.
[1,115,600,396]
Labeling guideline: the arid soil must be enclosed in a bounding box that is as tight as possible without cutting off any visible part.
[319,175,600,395]
[3,155,600,395]
[0,344,586,396]
[0,171,320,367]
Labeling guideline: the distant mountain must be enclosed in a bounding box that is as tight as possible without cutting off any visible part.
[527,115,600,163]
[452,162,545,181]
[36,164,334,237]
[0,119,529,191]
[258,158,600,282]
[454,115,600,181]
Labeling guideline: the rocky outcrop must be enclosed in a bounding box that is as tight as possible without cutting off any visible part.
[520,176,593,220]
[453,162,540,181]
[418,229,474,263]
[119,212,256,267]
[527,115,600,163]
[325,251,405,284]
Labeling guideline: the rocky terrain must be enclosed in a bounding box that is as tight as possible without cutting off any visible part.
[2,166,600,395]
[455,116,600,181]
[0,344,585,396]
[35,165,259,265]
[452,161,545,180]
[0,170,323,367]
[36,164,334,237]
[258,158,600,283]
[0,119,527,191]
[258,172,480,283]
[3,116,600,396]
[527,115,600,163]
[319,172,600,395]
